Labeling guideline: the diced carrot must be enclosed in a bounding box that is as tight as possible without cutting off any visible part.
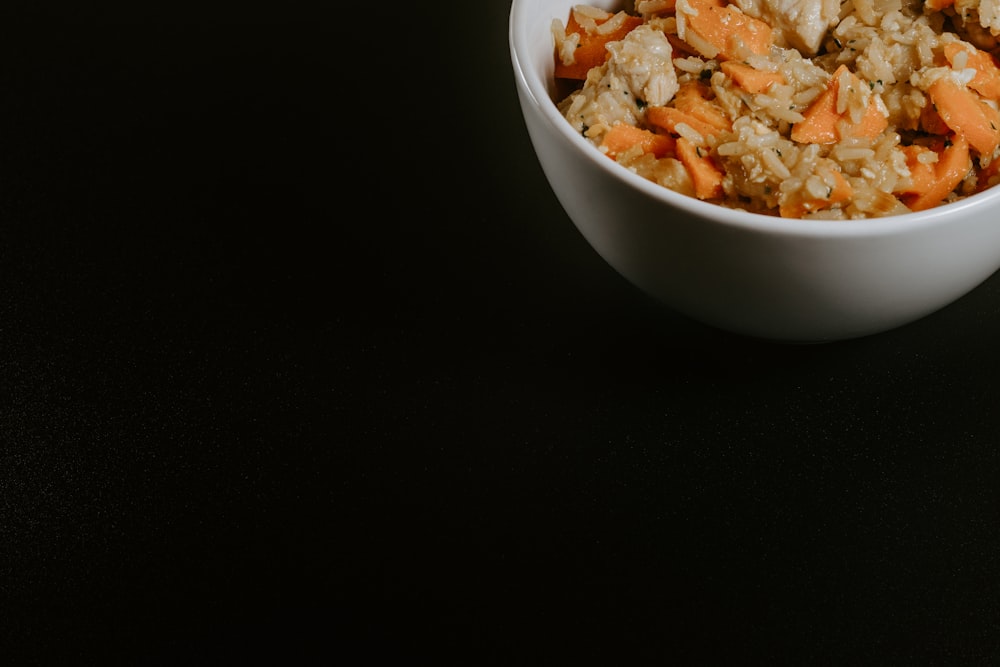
[856,98,890,139]
[927,0,954,11]
[647,105,727,140]
[790,86,841,144]
[676,137,724,199]
[943,42,1000,101]
[600,123,676,159]
[673,81,732,132]
[778,167,853,218]
[720,60,785,94]
[554,11,645,80]
[920,99,950,135]
[895,144,938,197]
[790,65,888,144]
[927,76,1000,156]
[899,134,971,211]
[678,0,772,61]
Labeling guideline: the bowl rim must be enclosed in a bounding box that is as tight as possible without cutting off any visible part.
[508,0,1000,239]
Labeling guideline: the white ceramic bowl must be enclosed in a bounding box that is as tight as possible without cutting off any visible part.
[509,0,1000,342]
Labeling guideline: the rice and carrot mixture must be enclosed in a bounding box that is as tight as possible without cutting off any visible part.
[552,0,1000,217]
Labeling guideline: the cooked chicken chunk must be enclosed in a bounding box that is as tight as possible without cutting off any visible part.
[559,24,679,136]
[734,0,841,54]
[605,23,679,107]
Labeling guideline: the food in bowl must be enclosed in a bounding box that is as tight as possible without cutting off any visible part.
[550,0,1000,218]
[510,0,1000,341]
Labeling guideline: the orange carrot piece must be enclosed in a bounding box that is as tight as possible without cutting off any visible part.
[673,81,732,132]
[680,0,772,61]
[900,134,971,211]
[920,99,950,135]
[676,137,724,200]
[647,106,727,140]
[926,0,954,8]
[895,144,938,196]
[856,97,891,139]
[790,85,841,144]
[779,168,853,218]
[720,60,785,94]
[944,42,1000,101]
[554,11,645,80]
[927,76,1000,156]
[600,123,676,159]
[791,65,887,144]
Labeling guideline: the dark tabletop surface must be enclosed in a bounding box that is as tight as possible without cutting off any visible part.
[4,4,1000,665]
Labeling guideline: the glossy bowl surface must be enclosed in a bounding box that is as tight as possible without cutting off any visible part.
[509,0,1000,342]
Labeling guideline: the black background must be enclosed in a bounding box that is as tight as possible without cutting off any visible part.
[4,3,1000,665]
